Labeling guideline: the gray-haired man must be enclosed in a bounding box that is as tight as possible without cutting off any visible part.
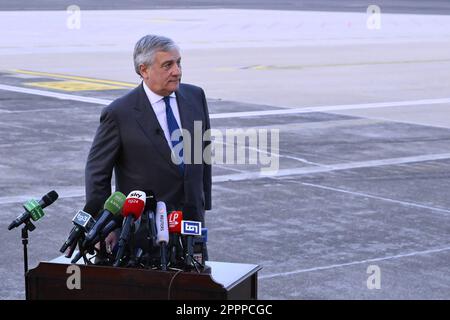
[84,35,212,250]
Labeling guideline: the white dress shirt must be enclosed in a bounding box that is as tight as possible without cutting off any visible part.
[142,81,182,149]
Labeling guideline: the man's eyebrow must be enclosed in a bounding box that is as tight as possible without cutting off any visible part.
[161,57,181,65]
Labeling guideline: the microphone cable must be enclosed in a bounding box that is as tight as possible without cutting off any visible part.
[167,268,183,300]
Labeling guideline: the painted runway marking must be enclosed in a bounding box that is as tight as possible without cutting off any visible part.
[302,182,450,214]
[260,246,450,280]
[12,69,136,87]
[0,84,111,107]
[1,83,450,119]
[2,153,450,204]
[213,153,450,182]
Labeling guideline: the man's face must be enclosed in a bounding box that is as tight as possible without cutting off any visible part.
[140,49,182,96]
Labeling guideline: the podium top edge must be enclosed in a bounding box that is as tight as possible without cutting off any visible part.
[43,256,262,289]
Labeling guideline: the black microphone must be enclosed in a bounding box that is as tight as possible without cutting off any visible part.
[8,190,59,230]
[74,215,123,265]
[193,228,208,266]
[83,192,126,248]
[89,215,123,247]
[143,190,157,250]
[113,191,146,267]
[181,220,202,270]
[147,210,157,247]
[60,210,96,256]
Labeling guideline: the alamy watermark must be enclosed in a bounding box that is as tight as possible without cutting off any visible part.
[170,121,280,174]
[366,265,381,289]
[66,5,81,30]
[66,265,81,290]
[367,5,381,30]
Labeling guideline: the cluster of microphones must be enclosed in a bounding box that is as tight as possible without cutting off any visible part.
[8,190,208,273]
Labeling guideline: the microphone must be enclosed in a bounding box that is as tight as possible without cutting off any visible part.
[83,191,126,247]
[155,201,169,271]
[59,209,96,256]
[8,190,59,230]
[193,228,208,265]
[73,214,124,265]
[168,210,182,233]
[73,191,125,264]
[127,247,144,268]
[181,220,202,270]
[168,210,183,266]
[147,209,157,247]
[113,190,146,267]
[141,190,157,254]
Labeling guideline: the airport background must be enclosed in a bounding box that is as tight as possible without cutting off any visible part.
[0,1,449,299]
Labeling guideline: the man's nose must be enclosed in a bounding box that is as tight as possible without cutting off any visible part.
[171,64,181,76]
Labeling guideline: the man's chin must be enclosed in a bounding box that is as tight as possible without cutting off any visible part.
[169,81,180,91]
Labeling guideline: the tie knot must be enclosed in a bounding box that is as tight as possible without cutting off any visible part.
[163,96,171,105]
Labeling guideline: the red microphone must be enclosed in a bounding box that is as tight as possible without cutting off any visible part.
[113,191,146,267]
[122,192,146,220]
[168,210,183,233]
[168,210,183,266]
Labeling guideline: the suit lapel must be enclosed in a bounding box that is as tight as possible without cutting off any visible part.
[175,88,194,145]
[176,87,195,174]
[133,83,180,174]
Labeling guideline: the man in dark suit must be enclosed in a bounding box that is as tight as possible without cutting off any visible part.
[84,35,212,248]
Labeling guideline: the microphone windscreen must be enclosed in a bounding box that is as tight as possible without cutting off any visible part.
[42,190,59,206]
[104,191,126,215]
[168,210,183,233]
[122,190,146,219]
[156,201,169,243]
[143,190,156,212]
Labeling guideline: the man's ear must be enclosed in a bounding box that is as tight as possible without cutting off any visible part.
[139,64,149,79]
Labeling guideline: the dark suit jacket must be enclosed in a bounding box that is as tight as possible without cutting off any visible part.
[85,82,211,223]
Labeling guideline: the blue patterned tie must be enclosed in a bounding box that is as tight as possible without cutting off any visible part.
[163,96,184,174]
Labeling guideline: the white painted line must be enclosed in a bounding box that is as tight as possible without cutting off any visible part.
[211,98,450,119]
[215,139,321,167]
[0,107,102,114]
[302,182,450,214]
[1,83,450,119]
[0,84,112,106]
[0,187,86,205]
[213,153,450,182]
[259,246,450,280]
[2,153,450,204]
[0,138,92,148]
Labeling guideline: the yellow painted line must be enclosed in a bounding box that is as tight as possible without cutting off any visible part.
[251,65,270,70]
[214,58,450,72]
[25,80,124,91]
[11,69,136,88]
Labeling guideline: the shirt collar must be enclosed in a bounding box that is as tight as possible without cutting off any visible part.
[142,81,176,105]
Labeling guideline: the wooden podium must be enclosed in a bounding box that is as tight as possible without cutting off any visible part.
[25,255,262,300]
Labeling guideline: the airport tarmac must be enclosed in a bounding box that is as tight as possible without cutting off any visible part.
[0,1,449,299]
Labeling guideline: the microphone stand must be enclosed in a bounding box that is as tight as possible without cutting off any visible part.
[21,220,36,274]
[21,227,29,274]
[21,220,35,300]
